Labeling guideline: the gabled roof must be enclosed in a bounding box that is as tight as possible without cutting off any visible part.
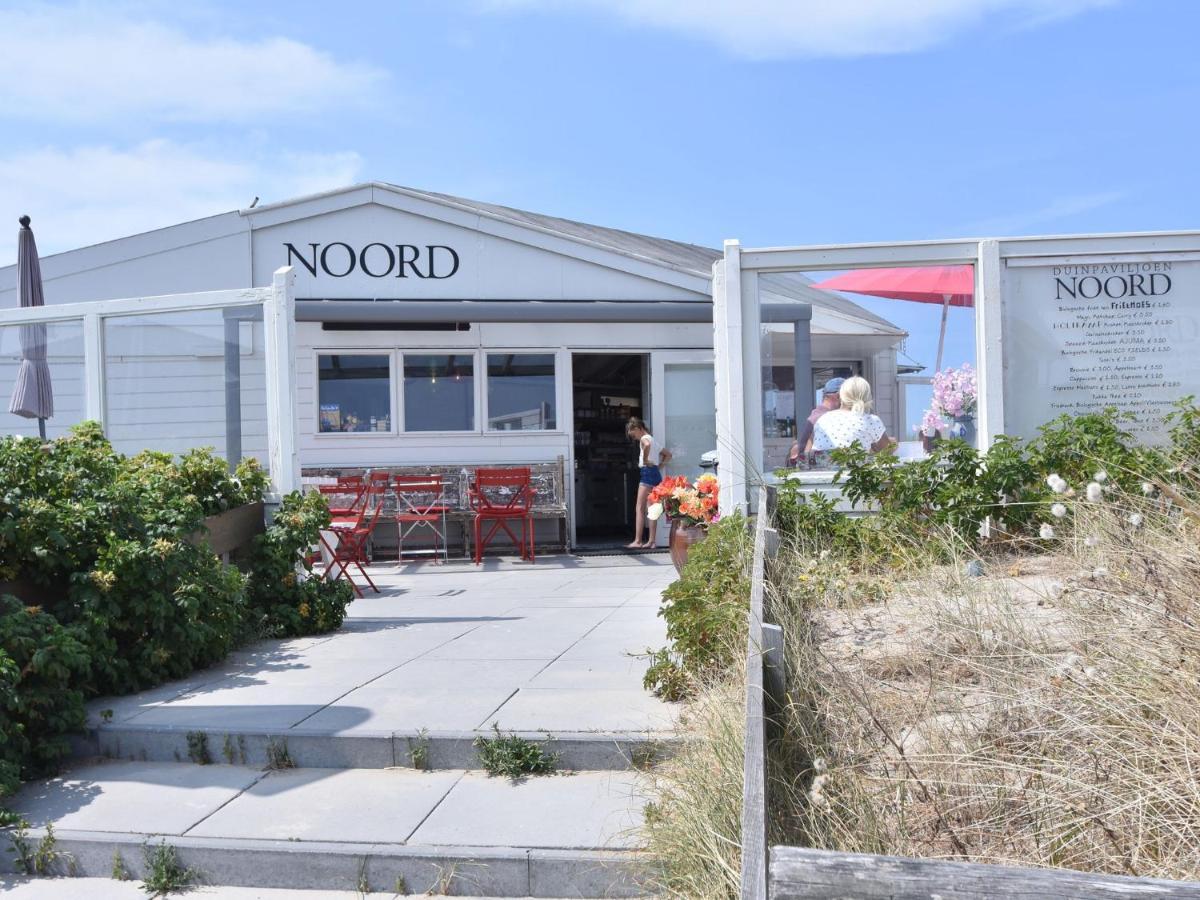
[398,184,724,276]
[3,180,904,336]
[374,183,902,336]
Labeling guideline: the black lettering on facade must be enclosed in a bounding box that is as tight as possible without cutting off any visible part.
[284,242,319,277]
[396,244,423,278]
[426,245,460,279]
[319,242,356,278]
[359,242,396,278]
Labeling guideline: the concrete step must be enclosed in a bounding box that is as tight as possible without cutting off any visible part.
[1,878,611,899]
[4,832,648,897]
[79,723,677,772]
[2,760,653,897]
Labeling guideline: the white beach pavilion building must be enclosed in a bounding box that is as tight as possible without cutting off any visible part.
[1,182,906,547]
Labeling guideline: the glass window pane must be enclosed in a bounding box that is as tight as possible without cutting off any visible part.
[103,307,268,464]
[487,353,556,431]
[1,320,86,440]
[663,363,716,479]
[403,354,474,431]
[318,354,392,433]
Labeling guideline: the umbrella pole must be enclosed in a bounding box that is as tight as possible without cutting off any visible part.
[934,294,950,372]
[38,417,46,440]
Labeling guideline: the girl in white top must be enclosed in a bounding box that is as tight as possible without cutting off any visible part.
[626,417,671,549]
[811,376,895,454]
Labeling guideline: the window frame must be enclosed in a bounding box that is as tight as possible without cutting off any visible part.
[313,349,398,438]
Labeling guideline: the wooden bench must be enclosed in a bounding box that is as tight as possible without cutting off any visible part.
[302,458,569,557]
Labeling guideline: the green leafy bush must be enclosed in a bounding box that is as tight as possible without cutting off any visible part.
[0,596,89,800]
[773,407,1183,554]
[1026,409,1159,494]
[245,490,353,638]
[73,537,248,695]
[644,515,751,699]
[0,423,349,802]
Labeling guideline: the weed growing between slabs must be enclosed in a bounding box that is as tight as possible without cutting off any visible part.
[474,725,558,779]
[142,840,199,894]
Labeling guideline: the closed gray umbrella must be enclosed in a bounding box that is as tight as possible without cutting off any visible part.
[8,215,53,438]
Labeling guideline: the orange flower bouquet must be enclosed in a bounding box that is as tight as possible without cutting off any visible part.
[646,473,720,528]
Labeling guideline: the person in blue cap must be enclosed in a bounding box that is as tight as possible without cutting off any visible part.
[787,377,845,466]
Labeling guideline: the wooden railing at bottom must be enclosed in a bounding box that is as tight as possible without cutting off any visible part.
[770,847,1200,899]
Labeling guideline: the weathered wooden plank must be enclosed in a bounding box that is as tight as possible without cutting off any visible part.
[741,484,772,900]
[770,846,1200,899]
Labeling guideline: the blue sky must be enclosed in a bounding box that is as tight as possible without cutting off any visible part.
[2,0,1197,426]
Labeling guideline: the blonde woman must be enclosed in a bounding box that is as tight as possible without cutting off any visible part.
[811,376,895,455]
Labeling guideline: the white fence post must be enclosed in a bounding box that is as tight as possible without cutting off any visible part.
[740,265,763,510]
[264,266,299,497]
[82,313,105,424]
[714,241,749,515]
[975,239,1004,448]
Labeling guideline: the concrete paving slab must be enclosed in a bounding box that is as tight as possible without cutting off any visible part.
[367,658,550,692]
[126,687,343,730]
[528,657,652,691]
[9,760,262,835]
[184,656,403,690]
[300,686,516,733]
[410,772,646,849]
[188,767,463,843]
[489,689,676,733]
[70,557,677,752]
[424,627,584,661]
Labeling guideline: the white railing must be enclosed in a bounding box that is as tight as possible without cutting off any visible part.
[0,266,299,495]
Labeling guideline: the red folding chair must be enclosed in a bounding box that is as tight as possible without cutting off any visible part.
[394,475,449,564]
[326,484,386,596]
[318,482,366,521]
[468,467,535,565]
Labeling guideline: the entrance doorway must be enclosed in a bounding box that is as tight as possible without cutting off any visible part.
[572,353,648,547]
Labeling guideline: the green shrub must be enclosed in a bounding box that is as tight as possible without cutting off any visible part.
[73,537,247,696]
[0,423,348,800]
[0,596,89,800]
[244,490,353,639]
[645,515,751,698]
[1026,408,1159,494]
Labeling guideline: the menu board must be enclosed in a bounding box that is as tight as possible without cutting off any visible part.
[1003,258,1200,443]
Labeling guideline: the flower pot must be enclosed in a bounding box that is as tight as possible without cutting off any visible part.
[669,521,707,574]
[950,415,977,448]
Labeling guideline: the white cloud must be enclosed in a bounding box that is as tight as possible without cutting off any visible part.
[0,140,362,260]
[488,0,1119,58]
[0,6,386,122]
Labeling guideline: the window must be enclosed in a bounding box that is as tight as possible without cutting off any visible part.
[487,353,557,431]
[403,353,475,431]
[318,354,392,433]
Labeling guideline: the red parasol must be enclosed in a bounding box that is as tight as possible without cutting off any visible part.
[809,265,974,371]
